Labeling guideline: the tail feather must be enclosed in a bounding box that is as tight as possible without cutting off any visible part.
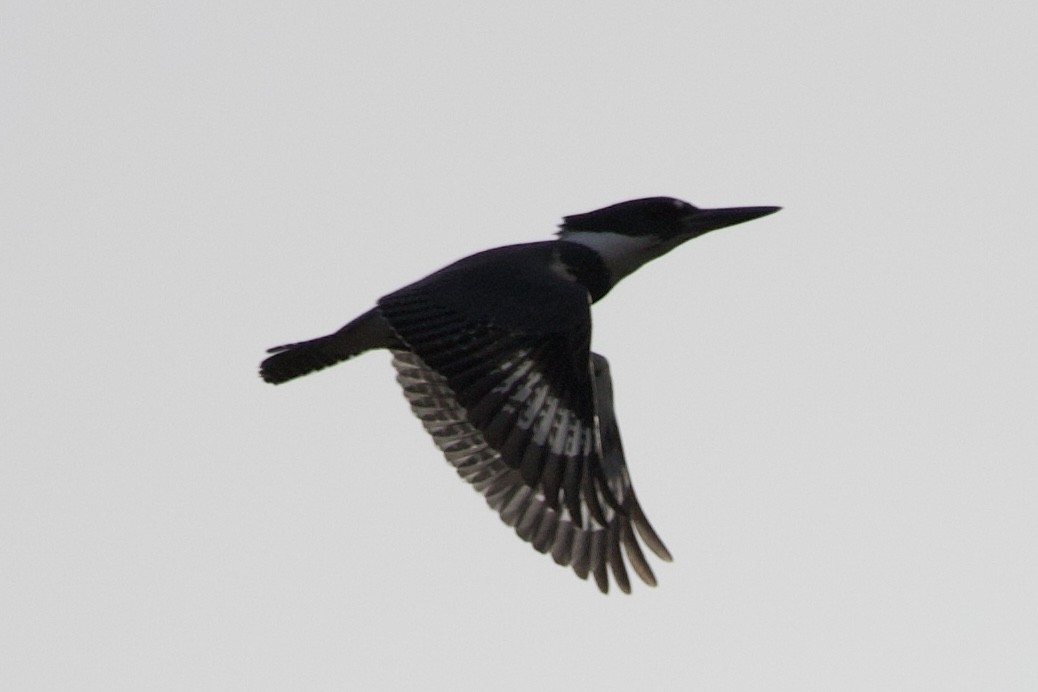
[259,308,394,384]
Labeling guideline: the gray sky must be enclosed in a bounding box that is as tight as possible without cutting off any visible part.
[3,2,1036,689]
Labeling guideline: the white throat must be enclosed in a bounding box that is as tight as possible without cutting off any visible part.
[559,230,688,283]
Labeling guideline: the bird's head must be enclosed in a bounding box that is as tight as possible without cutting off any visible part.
[557,197,780,286]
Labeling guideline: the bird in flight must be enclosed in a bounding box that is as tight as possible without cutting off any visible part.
[260,197,779,593]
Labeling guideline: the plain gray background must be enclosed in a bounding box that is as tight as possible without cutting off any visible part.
[3,2,1036,689]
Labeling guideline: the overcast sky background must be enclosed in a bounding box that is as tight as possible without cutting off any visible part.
[3,2,1036,690]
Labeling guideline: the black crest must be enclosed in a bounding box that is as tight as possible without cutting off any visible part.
[561,197,695,237]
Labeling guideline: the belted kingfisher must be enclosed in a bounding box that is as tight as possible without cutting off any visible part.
[260,197,779,593]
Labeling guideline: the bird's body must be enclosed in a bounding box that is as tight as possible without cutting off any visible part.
[260,197,779,593]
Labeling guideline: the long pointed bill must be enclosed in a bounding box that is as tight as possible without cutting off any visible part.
[686,205,781,237]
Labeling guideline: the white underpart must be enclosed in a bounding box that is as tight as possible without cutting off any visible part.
[558,230,692,283]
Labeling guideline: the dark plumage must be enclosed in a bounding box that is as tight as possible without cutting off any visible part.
[260,197,779,593]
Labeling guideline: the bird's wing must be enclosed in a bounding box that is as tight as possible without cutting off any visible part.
[378,255,670,592]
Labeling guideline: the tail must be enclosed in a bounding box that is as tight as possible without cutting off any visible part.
[259,308,396,384]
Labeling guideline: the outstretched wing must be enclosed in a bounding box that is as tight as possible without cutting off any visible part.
[378,245,670,592]
[391,349,671,593]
